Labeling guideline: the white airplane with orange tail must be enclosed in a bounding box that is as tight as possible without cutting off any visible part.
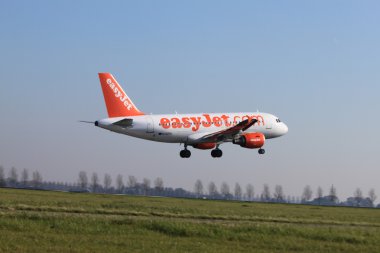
[88,73,288,158]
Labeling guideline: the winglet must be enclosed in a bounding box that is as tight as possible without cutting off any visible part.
[98,73,145,117]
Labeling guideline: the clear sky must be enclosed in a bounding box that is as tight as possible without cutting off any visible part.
[0,1,379,200]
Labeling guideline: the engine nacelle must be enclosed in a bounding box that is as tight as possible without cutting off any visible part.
[193,143,216,150]
[233,133,265,149]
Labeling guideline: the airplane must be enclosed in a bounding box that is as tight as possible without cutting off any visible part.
[89,73,288,158]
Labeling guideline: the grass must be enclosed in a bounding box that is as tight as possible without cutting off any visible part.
[0,188,379,252]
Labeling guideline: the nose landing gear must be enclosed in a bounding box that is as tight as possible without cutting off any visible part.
[258,148,265,155]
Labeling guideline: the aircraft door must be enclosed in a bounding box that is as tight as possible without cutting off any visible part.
[265,121,272,130]
[146,116,154,133]
[262,116,272,130]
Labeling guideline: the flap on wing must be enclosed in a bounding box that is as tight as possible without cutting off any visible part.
[113,118,133,128]
[197,118,258,142]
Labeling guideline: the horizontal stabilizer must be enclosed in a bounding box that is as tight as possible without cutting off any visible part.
[113,118,133,128]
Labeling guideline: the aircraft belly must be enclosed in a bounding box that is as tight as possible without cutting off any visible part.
[118,127,185,143]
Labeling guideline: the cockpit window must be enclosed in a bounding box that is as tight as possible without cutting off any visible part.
[276,118,281,123]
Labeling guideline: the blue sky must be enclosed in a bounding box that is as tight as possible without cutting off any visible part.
[0,1,379,200]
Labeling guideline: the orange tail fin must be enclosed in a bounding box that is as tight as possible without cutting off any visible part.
[98,73,144,117]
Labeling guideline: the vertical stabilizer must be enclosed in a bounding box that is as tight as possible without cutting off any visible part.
[98,73,144,117]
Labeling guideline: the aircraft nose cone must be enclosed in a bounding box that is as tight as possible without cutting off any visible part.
[282,123,288,135]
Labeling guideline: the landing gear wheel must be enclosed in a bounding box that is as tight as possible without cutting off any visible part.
[211,149,223,158]
[180,149,191,158]
[258,148,265,155]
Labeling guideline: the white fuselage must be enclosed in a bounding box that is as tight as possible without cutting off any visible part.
[96,112,288,144]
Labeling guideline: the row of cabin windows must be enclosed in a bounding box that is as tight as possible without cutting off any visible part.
[158,121,262,126]
[159,122,231,126]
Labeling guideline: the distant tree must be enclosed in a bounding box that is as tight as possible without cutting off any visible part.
[273,185,284,202]
[78,171,88,189]
[91,172,99,192]
[104,174,112,191]
[142,178,151,195]
[220,182,230,198]
[208,181,218,197]
[261,184,271,201]
[368,188,377,204]
[32,171,43,187]
[302,185,313,202]
[354,188,363,199]
[317,186,323,198]
[194,179,203,197]
[9,167,18,184]
[353,188,363,207]
[127,175,137,188]
[21,168,29,186]
[317,186,323,205]
[329,185,337,201]
[116,174,124,193]
[154,177,164,193]
[234,183,242,200]
[246,184,254,201]
[0,166,6,187]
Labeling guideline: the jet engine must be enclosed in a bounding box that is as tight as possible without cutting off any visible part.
[233,133,265,149]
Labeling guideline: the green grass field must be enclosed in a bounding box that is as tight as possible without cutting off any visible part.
[0,188,379,253]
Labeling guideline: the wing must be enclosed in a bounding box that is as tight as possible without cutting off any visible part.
[196,118,258,143]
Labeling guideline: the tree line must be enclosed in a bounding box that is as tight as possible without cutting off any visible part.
[0,165,378,208]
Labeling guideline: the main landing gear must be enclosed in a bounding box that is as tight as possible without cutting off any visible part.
[211,145,223,158]
[180,145,191,158]
[258,148,265,155]
[179,145,264,158]
[211,149,223,158]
